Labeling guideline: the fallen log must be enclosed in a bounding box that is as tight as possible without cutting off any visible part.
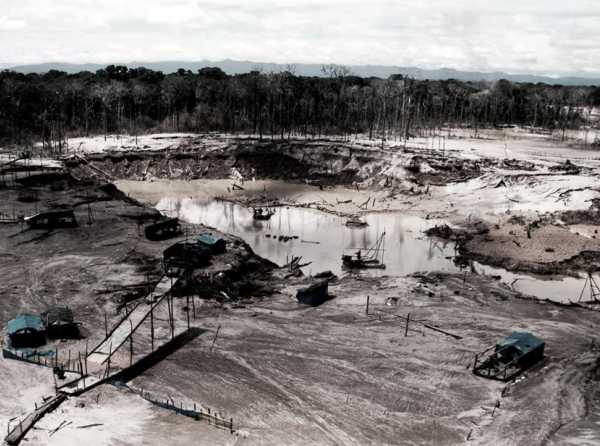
[421,323,463,340]
[5,394,67,445]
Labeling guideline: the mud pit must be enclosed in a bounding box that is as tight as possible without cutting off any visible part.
[2,129,600,445]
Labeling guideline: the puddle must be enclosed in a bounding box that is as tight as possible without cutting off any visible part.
[473,263,588,304]
[156,198,460,277]
[152,194,590,305]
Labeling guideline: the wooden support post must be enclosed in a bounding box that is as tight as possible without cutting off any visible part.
[405,313,410,337]
[171,295,175,339]
[78,352,84,377]
[186,295,190,329]
[365,295,370,315]
[129,319,134,367]
[168,294,174,339]
[150,304,155,352]
[106,343,112,379]
[210,325,221,353]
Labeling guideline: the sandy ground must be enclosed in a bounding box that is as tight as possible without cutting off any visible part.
[463,223,600,271]
[0,175,261,444]
[26,386,234,446]
[127,272,600,445]
[1,129,600,444]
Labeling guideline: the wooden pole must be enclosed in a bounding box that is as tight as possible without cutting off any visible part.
[186,295,190,329]
[171,294,175,338]
[129,319,134,367]
[405,313,410,337]
[78,352,84,377]
[365,295,370,315]
[210,325,221,353]
[168,294,174,339]
[150,304,155,351]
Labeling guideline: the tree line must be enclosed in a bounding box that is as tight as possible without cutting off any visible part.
[1,64,599,149]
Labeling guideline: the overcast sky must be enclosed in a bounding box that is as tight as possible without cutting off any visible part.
[1,0,599,75]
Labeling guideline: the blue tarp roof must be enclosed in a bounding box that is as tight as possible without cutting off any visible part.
[7,314,44,335]
[197,233,224,245]
[497,331,544,354]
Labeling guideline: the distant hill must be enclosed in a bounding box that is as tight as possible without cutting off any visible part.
[6,60,600,86]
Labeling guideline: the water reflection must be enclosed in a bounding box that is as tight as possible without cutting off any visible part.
[155,197,589,303]
[473,263,587,304]
[156,198,460,277]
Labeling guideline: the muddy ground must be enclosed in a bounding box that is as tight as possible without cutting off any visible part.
[1,129,600,445]
[91,132,600,278]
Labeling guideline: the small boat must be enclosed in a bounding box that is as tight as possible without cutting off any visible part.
[342,254,386,269]
[296,279,330,306]
[345,217,368,228]
[253,207,275,220]
[341,232,386,270]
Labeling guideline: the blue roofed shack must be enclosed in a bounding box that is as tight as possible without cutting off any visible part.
[6,314,46,349]
[197,233,226,254]
[495,331,545,369]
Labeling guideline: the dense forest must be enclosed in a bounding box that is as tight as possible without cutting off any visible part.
[1,64,599,149]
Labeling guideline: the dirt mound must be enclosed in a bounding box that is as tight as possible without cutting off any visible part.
[549,159,582,174]
[425,220,489,241]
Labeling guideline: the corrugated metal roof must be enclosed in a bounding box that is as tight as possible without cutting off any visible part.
[497,331,544,355]
[7,314,44,335]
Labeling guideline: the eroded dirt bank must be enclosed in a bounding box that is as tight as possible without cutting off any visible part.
[91,133,600,281]
[1,130,600,445]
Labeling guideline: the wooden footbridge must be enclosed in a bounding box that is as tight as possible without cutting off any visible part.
[4,274,190,444]
[59,275,177,395]
[86,275,173,366]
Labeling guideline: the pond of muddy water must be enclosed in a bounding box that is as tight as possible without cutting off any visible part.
[152,196,593,304]
[157,198,460,277]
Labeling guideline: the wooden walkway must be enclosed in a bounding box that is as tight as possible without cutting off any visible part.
[87,276,173,365]
[5,395,66,445]
[57,275,175,395]
[3,271,184,444]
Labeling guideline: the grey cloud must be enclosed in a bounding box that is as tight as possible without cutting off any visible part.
[0,0,598,75]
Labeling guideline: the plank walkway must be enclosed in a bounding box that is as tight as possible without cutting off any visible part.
[59,275,175,395]
[87,276,173,365]
[4,277,178,443]
[5,395,66,445]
